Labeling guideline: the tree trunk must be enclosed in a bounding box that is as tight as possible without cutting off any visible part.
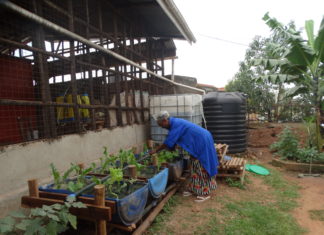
[314,77,322,151]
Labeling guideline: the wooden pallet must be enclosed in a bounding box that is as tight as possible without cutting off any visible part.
[215,144,246,184]
[215,143,229,163]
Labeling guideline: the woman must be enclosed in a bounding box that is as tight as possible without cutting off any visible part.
[150,111,218,202]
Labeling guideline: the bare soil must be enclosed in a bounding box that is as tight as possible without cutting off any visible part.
[151,123,324,235]
[292,175,324,235]
[248,123,324,234]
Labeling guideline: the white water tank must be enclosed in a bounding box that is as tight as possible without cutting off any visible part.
[150,94,203,143]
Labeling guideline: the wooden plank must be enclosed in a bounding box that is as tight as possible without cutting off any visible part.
[21,196,111,221]
[232,158,238,167]
[107,222,136,232]
[38,191,116,214]
[240,160,247,184]
[217,173,241,178]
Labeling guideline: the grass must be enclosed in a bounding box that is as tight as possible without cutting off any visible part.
[146,195,180,234]
[146,167,305,235]
[261,167,299,212]
[225,178,246,189]
[223,201,303,235]
[309,210,324,221]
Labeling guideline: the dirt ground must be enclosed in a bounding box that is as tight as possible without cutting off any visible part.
[155,123,324,235]
[248,123,324,234]
[253,147,324,235]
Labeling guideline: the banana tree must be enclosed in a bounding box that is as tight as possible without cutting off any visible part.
[254,13,324,150]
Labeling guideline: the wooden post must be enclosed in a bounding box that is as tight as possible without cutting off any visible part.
[28,179,39,197]
[98,0,111,128]
[128,165,137,179]
[152,154,158,166]
[68,0,81,133]
[85,0,96,131]
[112,13,123,126]
[94,185,107,235]
[123,25,131,125]
[32,0,57,138]
[139,61,145,122]
[78,163,85,169]
[147,139,153,149]
[132,146,138,154]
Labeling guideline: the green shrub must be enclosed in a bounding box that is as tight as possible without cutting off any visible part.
[270,127,324,163]
[296,147,324,163]
[270,127,299,161]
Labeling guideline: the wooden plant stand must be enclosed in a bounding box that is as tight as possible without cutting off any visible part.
[21,177,185,235]
[215,144,247,184]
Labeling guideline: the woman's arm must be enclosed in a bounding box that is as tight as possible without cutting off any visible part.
[149,144,168,155]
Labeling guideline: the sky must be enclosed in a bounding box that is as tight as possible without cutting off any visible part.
[165,0,324,88]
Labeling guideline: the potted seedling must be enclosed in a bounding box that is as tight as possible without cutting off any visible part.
[40,163,94,194]
[157,149,184,181]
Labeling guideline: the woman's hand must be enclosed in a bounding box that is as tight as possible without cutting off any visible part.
[149,149,157,155]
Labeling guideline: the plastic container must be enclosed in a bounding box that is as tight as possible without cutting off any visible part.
[148,168,169,198]
[39,179,149,226]
[167,158,184,181]
[203,92,247,153]
[150,94,203,143]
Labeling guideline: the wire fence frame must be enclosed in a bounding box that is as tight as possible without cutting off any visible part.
[0,0,203,146]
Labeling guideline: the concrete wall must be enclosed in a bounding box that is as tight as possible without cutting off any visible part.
[0,124,148,217]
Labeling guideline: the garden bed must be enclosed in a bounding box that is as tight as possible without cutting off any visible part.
[272,158,324,173]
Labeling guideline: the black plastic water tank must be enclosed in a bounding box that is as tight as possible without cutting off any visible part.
[203,92,247,153]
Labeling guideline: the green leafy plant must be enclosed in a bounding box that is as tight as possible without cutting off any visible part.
[126,152,144,171]
[296,147,324,163]
[157,150,179,164]
[0,197,86,235]
[50,163,78,190]
[303,116,317,148]
[271,126,324,163]
[67,165,93,192]
[270,127,299,161]
[254,13,324,150]
[103,167,124,198]
[50,163,62,189]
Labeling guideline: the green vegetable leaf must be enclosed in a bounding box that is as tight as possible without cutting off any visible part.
[9,210,26,218]
[67,214,77,229]
[15,219,31,231]
[72,202,87,208]
[0,216,15,233]
[47,213,60,222]
[51,203,63,211]
[45,220,58,235]
[43,205,56,213]
[25,218,46,235]
[31,208,47,217]
[314,17,324,63]
[66,195,76,204]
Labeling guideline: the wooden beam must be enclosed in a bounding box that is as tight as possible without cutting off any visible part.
[38,191,116,214]
[32,0,57,138]
[68,0,81,133]
[21,196,111,221]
